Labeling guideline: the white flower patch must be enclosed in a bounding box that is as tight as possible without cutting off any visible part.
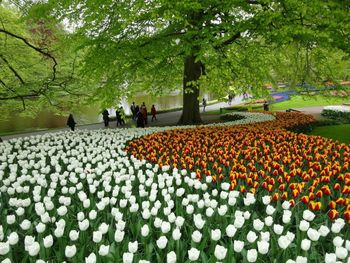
[0,121,348,262]
[323,105,350,113]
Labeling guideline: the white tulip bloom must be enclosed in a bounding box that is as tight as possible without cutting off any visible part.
[154,218,163,228]
[161,221,171,234]
[325,253,337,263]
[277,236,291,249]
[167,251,177,263]
[282,201,291,210]
[266,205,276,215]
[43,235,53,248]
[20,219,31,230]
[69,230,79,241]
[128,241,138,253]
[0,242,10,255]
[192,230,202,243]
[226,224,237,238]
[36,222,46,233]
[79,219,89,231]
[234,216,245,228]
[98,244,109,256]
[307,228,320,242]
[156,236,168,249]
[92,231,103,243]
[301,239,311,251]
[89,210,97,220]
[257,240,269,254]
[28,242,40,256]
[218,205,228,216]
[273,224,283,235]
[260,231,270,242]
[206,207,214,217]
[335,247,348,259]
[247,231,258,243]
[299,220,310,232]
[318,225,330,237]
[264,216,273,227]
[175,217,185,228]
[6,215,15,225]
[214,244,227,260]
[98,223,109,234]
[295,256,307,263]
[65,244,77,258]
[333,236,344,247]
[57,206,68,216]
[233,240,244,253]
[262,195,271,205]
[253,219,264,231]
[141,225,149,237]
[85,252,97,263]
[188,247,200,261]
[247,248,258,262]
[123,252,133,263]
[211,229,221,241]
[8,232,19,245]
[302,210,315,222]
[172,228,182,241]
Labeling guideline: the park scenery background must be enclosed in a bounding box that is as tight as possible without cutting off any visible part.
[1,0,350,263]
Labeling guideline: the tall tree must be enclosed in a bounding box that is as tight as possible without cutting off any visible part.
[3,0,350,123]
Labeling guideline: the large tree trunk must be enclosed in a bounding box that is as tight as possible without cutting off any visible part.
[178,55,203,125]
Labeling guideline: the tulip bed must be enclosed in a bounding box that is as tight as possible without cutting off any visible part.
[0,112,349,263]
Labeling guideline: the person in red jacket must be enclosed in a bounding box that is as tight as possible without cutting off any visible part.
[151,104,157,121]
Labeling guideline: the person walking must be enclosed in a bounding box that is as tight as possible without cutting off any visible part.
[67,114,76,131]
[130,102,136,120]
[151,104,157,121]
[136,110,145,128]
[202,98,207,112]
[102,109,109,127]
[116,108,123,126]
[141,102,148,125]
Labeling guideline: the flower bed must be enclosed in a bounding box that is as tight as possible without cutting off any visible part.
[0,112,349,262]
[322,106,350,122]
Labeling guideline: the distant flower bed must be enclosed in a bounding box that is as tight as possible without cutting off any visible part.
[219,112,275,123]
[0,112,349,263]
[322,106,350,121]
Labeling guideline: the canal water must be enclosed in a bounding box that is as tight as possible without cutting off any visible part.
[0,91,216,134]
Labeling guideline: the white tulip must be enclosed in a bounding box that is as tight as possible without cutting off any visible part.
[28,242,40,256]
[278,236,291,249]
[128,241,138,253]
[0,242,10,255]
[226,224,237,238]
[36,222,46,233]
[214,244,227,260]
[264,216,273,227]
[206,207,214,217]
[92,231,103,243]
[65,244,77,258]
[261,231,270,242]
[167,251,177,263]
[188,247,200,261]
[301,239,311,251]
[262,195,271,205]
[172,228,182,241]
[266,205,275,215]
[247,248,258,262]
[85,252,97,263]
[43,235,53,248]
[335,247,348,259]
[325,253,337,263]
[161,221,171,234]
[8,232,19,246]
[99,244,110,256]
[307,228,320,242]
[192,230,202,243]
[302,210,315,221]
[247,231,258,243]
[257,240,269,254]
[89,210,97,220]
[114,229,125,242]
[154,217,163,228]
[282,201,291,210]
[234,216,245,228]
[123,252,133,263]
[299,220,310,232]
[6,215,15,225]
[333,236,344,247]
[156,236,168,249]
[79,219,89,231]
[318,225,330,237]
[233,240,244,253]
[273,224,283,235]
[141,225,149,237]
[175,217,185,228]
[296,256,307,263]
[69,230,79,241]
[20,219,31,230]
[211,229,221,241]
[253,219,264,231]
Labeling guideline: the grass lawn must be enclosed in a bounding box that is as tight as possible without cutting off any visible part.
[270,94,350,111]
[309,124,350,144]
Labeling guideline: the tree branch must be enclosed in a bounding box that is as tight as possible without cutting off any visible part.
[0,28,58,82]
[0,55,25,84]
[214,32,241,49]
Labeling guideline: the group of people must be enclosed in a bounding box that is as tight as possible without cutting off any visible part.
[102,107,125,127]
[130,102,157,128]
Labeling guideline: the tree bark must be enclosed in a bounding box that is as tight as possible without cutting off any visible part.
[178,55,203,125]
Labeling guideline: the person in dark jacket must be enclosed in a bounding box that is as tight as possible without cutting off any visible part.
[136,110,145,128]
[102,109,109,127]
[116,108,123,126]
[67,114,76,131]
[130,102,136,121]
[151,104,157,121]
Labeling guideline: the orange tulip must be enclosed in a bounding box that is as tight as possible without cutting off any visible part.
[328,209,339,220]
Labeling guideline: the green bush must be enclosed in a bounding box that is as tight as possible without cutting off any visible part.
[321,109,350,123]
[220,114,246,122]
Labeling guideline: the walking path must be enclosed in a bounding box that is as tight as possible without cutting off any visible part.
[0,97,328,141]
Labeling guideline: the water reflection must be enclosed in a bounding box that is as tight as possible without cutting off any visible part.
[0,92,215,134]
